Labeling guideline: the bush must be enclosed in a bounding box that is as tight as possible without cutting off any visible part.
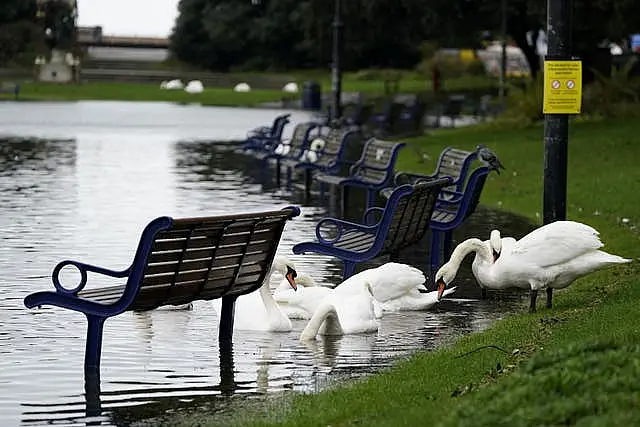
[416,56,487,79]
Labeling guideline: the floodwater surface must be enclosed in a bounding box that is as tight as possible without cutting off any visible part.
[0,101,535,426]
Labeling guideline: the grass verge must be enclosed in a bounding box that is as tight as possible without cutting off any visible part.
[0,73,495,105]
[194,118,639,426]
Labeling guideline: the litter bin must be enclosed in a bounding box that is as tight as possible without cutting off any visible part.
[301,81,322,111]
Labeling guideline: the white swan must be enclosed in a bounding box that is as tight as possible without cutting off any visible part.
[185,80,204,94]
[435,221,631,312]
[335,262,427,303]
[274,273,330,319]
[300,281,379,340]
[212,256,297,331]
[379,287,458,311]
[234,82,251,92]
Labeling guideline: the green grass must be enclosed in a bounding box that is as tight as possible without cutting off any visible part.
[183,118,640,427]
[0,72,495,105]
[0,81,287,106]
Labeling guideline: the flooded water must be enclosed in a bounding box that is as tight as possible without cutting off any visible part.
[0,101,535,427]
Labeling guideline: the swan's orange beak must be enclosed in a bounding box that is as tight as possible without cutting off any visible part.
[286,266,297,291]
[436,278,446,301]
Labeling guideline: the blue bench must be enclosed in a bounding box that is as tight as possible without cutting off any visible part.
[391,147,479,197]
[293,178,450,279]
[315,137,406,213]
[243,113,291,152]
[23,207,300,375]
[429,164,498,278]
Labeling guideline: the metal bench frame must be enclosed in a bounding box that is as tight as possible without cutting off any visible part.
[316,137,406,211]
[23,206,300,375]
[293,178,450,279]
[242,113,291,152]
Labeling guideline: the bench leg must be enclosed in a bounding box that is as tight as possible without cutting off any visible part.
[286,166,292,189]
[84,314,106,374]
[343,262,356,280]
[84,370,102,418]
[443,230,454,261]
[275,159,282,187]
[219,339,235,396]
[429,231,441,286]
[341,186,350,218]
[219,295,238,341]
[304,168,313,200]
[366,189,376,210]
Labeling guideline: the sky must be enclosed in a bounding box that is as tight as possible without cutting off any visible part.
[77,0,180,37]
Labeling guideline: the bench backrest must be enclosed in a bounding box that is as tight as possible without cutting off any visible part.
[349,138,406,185]
[381,178,451,254]
[283,122,317,159]
[310,127,357,171]
[122,207,300,311]
[434,147,478,192]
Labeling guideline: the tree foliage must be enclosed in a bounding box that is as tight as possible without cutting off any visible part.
[169,0,640,75]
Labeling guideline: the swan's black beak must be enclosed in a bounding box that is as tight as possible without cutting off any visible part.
[436,278,446,301]
[286,266,297,291]
[493,249,500,262]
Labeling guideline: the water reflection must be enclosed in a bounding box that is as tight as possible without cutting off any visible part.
[0,101,537,427]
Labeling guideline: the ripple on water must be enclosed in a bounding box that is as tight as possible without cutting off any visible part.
[0,102,535,427]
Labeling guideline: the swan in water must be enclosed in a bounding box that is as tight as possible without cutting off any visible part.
[212,256,297,331]
[273,273,331,319]
[434,221,631,312]
[300,281,379,340]
[277,263,452,319]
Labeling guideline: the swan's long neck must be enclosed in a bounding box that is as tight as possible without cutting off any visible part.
[259,266,285,318]
[446,238,492,275]
[300,303,340,340]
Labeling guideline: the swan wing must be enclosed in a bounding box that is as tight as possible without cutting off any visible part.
[508,221,603,268]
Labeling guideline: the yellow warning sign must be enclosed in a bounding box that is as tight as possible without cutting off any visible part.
[543,60,583,114]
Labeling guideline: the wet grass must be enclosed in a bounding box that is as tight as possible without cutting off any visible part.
[184,118,640,427]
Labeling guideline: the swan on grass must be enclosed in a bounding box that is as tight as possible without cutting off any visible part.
[212,256,297,331]
[434,220,631,313]
[300,281,379,340]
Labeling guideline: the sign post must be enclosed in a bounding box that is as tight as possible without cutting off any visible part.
[540,0,576,309]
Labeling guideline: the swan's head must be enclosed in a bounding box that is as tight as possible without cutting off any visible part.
[489,229,502,262]
[434,262,457,301]
[272,256,298,291]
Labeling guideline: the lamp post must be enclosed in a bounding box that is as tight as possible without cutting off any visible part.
[331,0,343,120]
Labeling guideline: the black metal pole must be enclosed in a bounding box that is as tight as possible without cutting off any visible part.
[543,0,572,225]
[331,0,343,120]
[536,0,572,311]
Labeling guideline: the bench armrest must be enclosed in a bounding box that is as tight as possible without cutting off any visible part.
[394,171,438,186]
[362,207,385,226]
[52,260,130,296]
[315,217,377,244]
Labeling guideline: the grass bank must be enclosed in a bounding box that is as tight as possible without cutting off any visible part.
[0,73,494,105]
[193,119,639,426]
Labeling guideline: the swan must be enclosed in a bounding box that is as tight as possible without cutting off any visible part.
[234,82,251,92]
[273,273,330,319]
[300,138,326,163]
[434,221,631,312]
[379,286,458,311]
[334,262,427,303]
[185,80,204,94]
[164,79,184,90]
[282,82,299,93]
[212,256,297,331]
[300,281,379,340]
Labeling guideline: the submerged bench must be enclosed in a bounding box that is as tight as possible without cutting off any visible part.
[243,113,291,152]
[293,178,450,279]
[23,206,300,374]
[316,137,406,212]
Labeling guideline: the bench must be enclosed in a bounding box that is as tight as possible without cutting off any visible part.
[243,113,291,152]
[23,206,300,375]
[389,146,479,197]
[315,137,406,213]
[292,178,450,279]
[287,126,358,196]
[0,82,20,100]
[428,165,498,280]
